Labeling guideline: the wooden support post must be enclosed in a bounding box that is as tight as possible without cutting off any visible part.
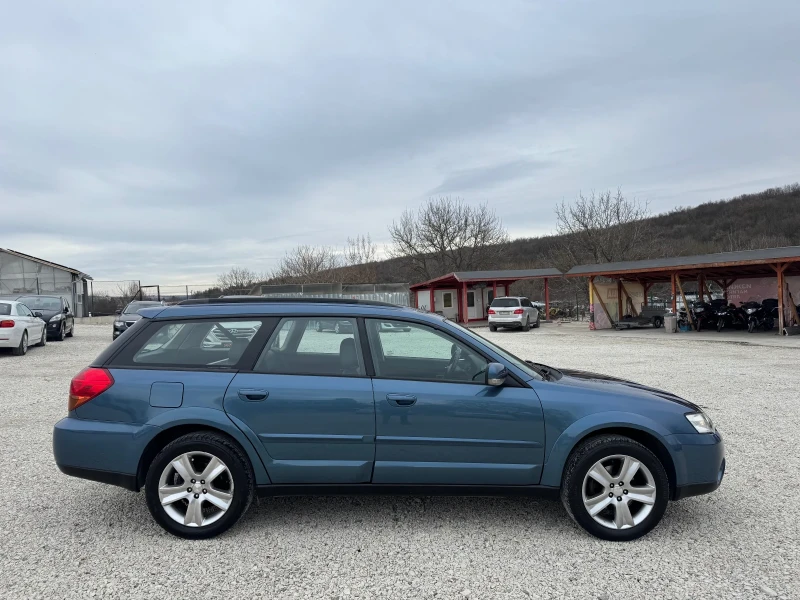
[620,283,639,317]
[544,278,550,318]
[617,280,624,319]
[591,278,615,327]
[786,288,800,326]
[429,289,435,313]
[671,273,677,313]
[771,263,788,333]
[492,280,497,301]
[461,282,468,323]
[642,282,651,307]
[675,275,694,330]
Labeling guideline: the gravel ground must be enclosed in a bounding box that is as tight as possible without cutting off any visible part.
[1,323,798,600]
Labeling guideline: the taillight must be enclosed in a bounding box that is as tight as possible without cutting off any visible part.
[0,320,15,328]
[69,367,114,411]
[513,308,524,314]
[487,309,495,315]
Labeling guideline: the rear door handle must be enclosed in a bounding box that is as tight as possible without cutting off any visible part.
[387,393,417,407]
[238,389,269,401]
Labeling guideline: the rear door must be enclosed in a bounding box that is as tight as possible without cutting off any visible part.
[223,316,375,484]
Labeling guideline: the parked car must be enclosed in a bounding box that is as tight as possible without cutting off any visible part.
[54,298,724,541]
[113,301,165,340]
[0,300,47,355]
[14,295,74,341]
[488,296,540,331]
[315,319,354,333]
[379,321,411,332]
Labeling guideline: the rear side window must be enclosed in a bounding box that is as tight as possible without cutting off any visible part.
[0,303,10,316]
[491,298,520,307]
[254,317,363,377]
[110,319,272,369]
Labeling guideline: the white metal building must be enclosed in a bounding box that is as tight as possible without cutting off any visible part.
[0,248,92,317]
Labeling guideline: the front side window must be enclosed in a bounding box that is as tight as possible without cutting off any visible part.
[254,317,363,377]
[126,319,264,367]
[366,319,488,383]
[17,304,33,317]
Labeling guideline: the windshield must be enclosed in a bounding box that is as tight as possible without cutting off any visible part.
[16,296,60,311]
[123,301,162,314]
[447,320,542,380]
[491,298,520,307]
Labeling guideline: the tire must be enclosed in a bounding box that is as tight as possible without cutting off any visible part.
[560,434,669,542]
[652,317,663,329]
[764,318,774,331]
[12,332,28,356]
[522,317,530,332]
[66,322,74,337]
[36,327,47,347]
[717,319,723,333]
[748,320,755,333]
[489,325,497,332]
[145,432,254,539]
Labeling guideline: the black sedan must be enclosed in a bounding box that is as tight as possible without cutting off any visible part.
[113,301,165,339]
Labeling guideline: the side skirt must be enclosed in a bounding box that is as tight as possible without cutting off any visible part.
[256,483,560,498]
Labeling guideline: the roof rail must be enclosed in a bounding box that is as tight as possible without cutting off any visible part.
[176,297,400,307]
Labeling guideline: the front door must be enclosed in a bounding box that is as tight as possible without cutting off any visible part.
[223,317,375,484]
[467,291,480,320]
[364,318,545,485]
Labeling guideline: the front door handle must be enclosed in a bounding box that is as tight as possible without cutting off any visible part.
[238,389,269,401]
[387,393,417,407]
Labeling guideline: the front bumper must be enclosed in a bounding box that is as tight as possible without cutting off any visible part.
[667,431,726,500]
[53,416,160,492]
[47,320,64,335]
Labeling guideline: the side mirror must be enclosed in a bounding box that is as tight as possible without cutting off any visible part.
[33,311,43,318]
[115,309,122,315]
[486,362,508,386]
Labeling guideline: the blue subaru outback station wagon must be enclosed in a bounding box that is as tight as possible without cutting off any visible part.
[53,298,724,541]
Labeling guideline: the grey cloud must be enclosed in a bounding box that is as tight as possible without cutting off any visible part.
[1,1,799,281]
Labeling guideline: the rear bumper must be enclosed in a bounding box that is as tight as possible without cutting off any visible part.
[0,329,24,347]
[53,416,159,491]
[489,316,524,326]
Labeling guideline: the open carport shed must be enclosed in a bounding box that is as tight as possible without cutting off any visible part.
[410,268,562,323]
[566,246,800,332]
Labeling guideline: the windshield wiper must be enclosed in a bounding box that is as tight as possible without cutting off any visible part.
[525,360,561,381]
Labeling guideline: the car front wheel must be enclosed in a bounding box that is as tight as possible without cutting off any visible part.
[145,432,254,539]
[560,434,669,541]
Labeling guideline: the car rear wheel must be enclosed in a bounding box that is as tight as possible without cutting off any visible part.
[522,317,530,332]
[489,325,497,332]
[561,434,669,541]
[534,315,541,328]
[12,332,28,356]
[36,327,47,347]
[145,432,254,539]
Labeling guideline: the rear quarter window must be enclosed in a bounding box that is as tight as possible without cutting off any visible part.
[107,318,277,369]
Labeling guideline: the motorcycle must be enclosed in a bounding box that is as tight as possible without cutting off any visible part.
[741,300,775,333]
[715,302,747,332]
[690,300,715,331]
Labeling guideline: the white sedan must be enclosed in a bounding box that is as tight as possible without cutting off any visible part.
[0,300,47,356]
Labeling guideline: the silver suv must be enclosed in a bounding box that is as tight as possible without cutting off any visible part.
[488,296,541,331]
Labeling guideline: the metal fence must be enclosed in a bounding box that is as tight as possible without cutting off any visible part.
[86,281,221,315]
[258,283,411,306]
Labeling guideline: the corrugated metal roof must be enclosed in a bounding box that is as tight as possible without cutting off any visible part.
[0,248,92,279]
[411,268,561,289]
[566,246,800,276]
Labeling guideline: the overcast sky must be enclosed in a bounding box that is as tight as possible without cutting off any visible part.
[2,1,799,284]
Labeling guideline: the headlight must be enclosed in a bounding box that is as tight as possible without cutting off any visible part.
[114,321,125,328]
[746,308,756,314]
[49,314,64,322]
[685,412,714,434]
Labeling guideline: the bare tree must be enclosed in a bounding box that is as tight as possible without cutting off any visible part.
[271,245,342,283]
[554,189,657,266]
[388,197,509,280]
[115,281,141,303]
[342,234,379,282]
[217,267,262,294]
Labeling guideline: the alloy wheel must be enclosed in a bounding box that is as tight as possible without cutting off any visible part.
[158,451,234,527]
[581,454,657,530]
